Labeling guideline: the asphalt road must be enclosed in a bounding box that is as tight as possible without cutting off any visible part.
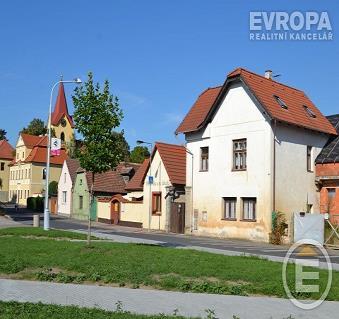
[3,206,339,266]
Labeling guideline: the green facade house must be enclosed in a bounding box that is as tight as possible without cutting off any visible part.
[71,163,140,221]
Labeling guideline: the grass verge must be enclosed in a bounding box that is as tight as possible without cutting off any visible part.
[0,235,337,300]
[0,301,193,319]
[0,227,95,240]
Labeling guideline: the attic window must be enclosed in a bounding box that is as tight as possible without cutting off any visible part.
[303,105,316,118]
[273,95,288,109]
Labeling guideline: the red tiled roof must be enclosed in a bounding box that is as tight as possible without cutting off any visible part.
[93,170,127,194]
[51,82,74,128]
[176,68,337,135]
[66,159,80,184]
[21,134,47,148]
[154,142,186,185]
[25,147,68,165]
[176,86,222,134]
[125,158,150,191]
[0,140,14,160]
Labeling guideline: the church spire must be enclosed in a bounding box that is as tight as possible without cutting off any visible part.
[51,82,74,128]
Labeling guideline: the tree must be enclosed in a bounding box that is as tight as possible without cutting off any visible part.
[21,118,47,136]
[113,130,130,161]
[130,146,150,163]
[48,181,58,196]
[0,129,7,141]
[72,72,124,244]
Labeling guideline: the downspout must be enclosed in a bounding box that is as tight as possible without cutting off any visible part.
[273,119,276,213]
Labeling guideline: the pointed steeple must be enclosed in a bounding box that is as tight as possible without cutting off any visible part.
[51,82,74,128]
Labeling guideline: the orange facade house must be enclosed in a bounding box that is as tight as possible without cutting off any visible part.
[316,114,339,224]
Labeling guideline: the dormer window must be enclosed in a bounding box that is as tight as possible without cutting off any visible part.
[303,105,316,118]
[273,95,288,109]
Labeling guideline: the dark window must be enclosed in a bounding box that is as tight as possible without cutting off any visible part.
[60,132,65,142]
[307,146,312,171]
[200,147,209,171]
[304,105,316,118]
[242,198,256,220]
[223,198,237,220]
[42,168,46,180]
[152,192,161,214]
[233,139,247,170]
[273,95,288,109]
[79,196,83,209]
[0,162,4,171]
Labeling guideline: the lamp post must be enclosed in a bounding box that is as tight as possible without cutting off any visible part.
[136,140,153,232]
[44,78,82,231]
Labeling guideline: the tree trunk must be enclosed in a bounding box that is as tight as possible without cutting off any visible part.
[87,172,94,246]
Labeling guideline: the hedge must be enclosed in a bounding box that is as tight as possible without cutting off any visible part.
[26,196,44,212]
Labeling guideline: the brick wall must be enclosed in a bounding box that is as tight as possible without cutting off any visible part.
[316,163,339,177]
[316,163,339,224]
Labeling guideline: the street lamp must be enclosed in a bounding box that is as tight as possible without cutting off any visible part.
[44,78,82,231]
[136,140,153,232]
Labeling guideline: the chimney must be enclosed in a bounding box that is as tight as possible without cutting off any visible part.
[264,70,272,79]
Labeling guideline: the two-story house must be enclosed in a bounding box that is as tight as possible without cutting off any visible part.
[9,133,68,205]
[176,68,337,242]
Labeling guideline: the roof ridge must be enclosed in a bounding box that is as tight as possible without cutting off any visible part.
[229,67,304,93]
[155,141,185,148]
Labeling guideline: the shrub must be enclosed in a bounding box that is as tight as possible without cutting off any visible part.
[270,211,288,245]
[26,196,44,212]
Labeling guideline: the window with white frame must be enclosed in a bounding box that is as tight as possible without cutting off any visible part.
[62,191,67,204]
[233,139,247,170]
[223,197,237,219]
[200,147,209,171]
[307,146,313,172]
[242,198,256,220]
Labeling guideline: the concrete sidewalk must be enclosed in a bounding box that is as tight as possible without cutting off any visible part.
[0,279,338,319]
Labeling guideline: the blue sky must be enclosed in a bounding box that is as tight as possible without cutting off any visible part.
[0,0,338,148]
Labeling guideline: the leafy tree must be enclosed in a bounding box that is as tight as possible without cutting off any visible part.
[72,72,124,244]
[48,181,58,196]
[21,118,47,136]
[113,130,130,161]
[0,129,7,141]
[130,146,150,163]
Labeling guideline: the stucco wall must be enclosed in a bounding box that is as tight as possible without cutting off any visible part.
[186,83,273,242]
[57,161,73,215]
[72,172,90,220]
[121,202,144,224]
[0,159,11,193]
[142,150,172,230]
[274,124,328,221]
[97,201,111,220]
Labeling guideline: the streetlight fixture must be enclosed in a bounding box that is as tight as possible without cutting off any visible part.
[136,140,153,232]
[44,77,82,231]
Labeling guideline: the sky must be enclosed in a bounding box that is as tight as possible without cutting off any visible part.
[0,0,338,148]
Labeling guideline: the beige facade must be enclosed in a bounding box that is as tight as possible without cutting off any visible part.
[0,159,12,201]
[52,115,74,146]
[9,134,67,206]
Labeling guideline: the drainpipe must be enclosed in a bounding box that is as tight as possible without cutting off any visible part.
[273,119,276,213]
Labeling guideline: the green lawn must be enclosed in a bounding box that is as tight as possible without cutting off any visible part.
[0,233,337,300]
[0,227,93,240]
[0,301,192,319]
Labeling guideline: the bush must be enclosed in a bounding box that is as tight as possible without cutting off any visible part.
[270,211,288,245]
[26,196,44,212]
[48,181,58,196]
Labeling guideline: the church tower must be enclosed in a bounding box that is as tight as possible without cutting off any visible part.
[50,82,75,146]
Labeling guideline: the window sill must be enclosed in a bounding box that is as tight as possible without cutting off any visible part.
[199,170,208,172]
[240,219,257,222]
[232,168,247,172]
[152,213,162,216]
[307,169,314,173]
[221,218,237,221]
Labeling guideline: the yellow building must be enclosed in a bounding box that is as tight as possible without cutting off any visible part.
[9,134,68,205]
[0,140,14,202]
[50,82,75,146]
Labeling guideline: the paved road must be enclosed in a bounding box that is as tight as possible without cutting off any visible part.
[3,206,339,267]
[0,279,338,319]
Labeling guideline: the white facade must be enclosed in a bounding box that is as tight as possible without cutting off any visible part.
[57,161,73,216]
[185,82,328,242]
